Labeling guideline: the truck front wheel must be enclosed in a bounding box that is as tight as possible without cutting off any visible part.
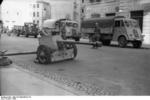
[132,41,142,48]
[118,36,127,48]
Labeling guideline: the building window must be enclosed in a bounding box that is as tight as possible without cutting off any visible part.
[91,13,100,18]
[82,8,84,13]
[33,12,35,17]
[33,20,35,24]
[89,0,94,3]
[115,21,120,27]
[82,0,84,3]
[37,20,39,24]
[96,0,101,2]
[17,12,19,16]
[89,0,101,3]
[106,13,116,17]
[33,4,35,8]
[37,12,39,17]
[37,4,39,8]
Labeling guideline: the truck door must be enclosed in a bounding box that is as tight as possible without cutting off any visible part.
[113,20,128,41]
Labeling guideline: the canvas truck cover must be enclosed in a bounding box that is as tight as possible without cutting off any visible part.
[81,17,114,34]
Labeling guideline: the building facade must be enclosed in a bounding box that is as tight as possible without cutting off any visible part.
[32,0,51,29]
[77,0,150,44]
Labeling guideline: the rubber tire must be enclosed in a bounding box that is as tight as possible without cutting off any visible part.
[132,41,142,48]
[37,45,52,64]
[17,34,20,36]
[118,36,127,48]
[26,34,29,37]
[75,37,80,41]
[34,35,37,38]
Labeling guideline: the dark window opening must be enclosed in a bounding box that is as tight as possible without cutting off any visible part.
[82,8,84,13]
[91,13,100,18]
[37,12,39,17]
[33,12,35,17]
[106,13,116,17]
[82,0,84,3]
[115,21,120,27]
[37,4,39,8]
[96,0,101,2]
[90,0,94,3]
[130,10,143,32]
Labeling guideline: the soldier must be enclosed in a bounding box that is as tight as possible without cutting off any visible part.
[92,22,101,48]
[60,23,66,40]
[0,20,3,38]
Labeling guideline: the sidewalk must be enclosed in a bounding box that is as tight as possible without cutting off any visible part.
[0,64,76,96]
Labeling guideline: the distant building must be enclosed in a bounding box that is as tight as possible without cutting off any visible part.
[76,0,150,44]
[1,0,34,29]
[32,0,51,29]
[1,0,74,30]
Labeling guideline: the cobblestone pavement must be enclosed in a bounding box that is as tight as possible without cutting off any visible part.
[14,62,119,95]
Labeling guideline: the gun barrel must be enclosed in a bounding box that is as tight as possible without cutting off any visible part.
[0,51,36,57]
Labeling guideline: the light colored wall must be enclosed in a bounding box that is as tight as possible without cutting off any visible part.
[42,0,74,20]
[1,0,34,29]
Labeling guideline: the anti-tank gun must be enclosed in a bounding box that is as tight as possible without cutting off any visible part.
[36,19,102,64]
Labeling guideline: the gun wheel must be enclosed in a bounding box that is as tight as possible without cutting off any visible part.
[37,45,52,64]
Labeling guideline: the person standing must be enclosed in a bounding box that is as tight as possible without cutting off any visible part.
[92,22,101,48]
[0,20,3,38]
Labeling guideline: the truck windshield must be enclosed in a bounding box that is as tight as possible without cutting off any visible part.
[66,22,78,28]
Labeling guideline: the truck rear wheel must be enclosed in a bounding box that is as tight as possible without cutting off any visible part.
[37,45,52,64]
[34,35,37,38]
[102,40,111,46]
[17,34,20,36]
[118,36,127,48]
[26,34,29,37]
[132,41,142,48]
[74,37,80,41]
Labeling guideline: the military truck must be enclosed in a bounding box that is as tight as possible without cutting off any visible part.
[24,23,39,38]
[81,16,143,48]
[56,19,81,41]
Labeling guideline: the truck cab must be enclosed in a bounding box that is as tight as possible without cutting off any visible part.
[60,20,81,41]
[113,17,143,48]
[24,23,39,38]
